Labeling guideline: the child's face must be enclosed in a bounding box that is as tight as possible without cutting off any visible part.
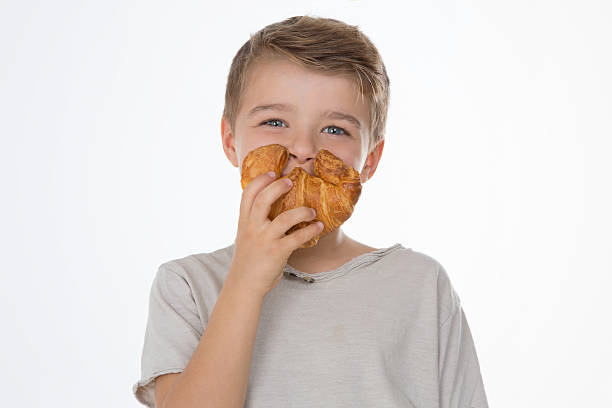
[222,56,380,183]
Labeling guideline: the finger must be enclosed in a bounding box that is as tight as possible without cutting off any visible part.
[250,175,293,223]
[239,171,276,228]
[280,220,324,251]
[267,206,317,239]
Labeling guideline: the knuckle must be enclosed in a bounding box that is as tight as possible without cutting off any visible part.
[293,210,308,224]
[277,239,290,253]
[298,224,313,236]
[240,225,256,240]
[296,209,312,222]
[273,211,287,225]
[282,207,298,219]
[252,193,268,209]
[242,187,256,201]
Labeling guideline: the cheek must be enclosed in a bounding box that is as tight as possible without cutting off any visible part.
[333,147,363,172]
[239,127,291,155]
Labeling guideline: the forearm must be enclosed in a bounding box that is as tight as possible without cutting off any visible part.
[162,268,265,408]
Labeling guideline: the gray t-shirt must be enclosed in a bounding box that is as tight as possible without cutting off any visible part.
[133,242,489,407]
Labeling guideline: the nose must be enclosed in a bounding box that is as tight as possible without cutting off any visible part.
[283,153,314,177]
[290,152,313,165]
[283,138,317,176]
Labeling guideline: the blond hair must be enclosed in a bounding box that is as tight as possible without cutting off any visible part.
[222,15,390,154]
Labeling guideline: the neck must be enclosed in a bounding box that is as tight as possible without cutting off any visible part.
[288,227,349,264]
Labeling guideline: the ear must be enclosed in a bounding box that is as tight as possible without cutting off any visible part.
[360,139,384,183]
[221,116,239,168]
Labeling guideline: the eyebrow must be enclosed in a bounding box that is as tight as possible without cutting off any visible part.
[247,103,362,130]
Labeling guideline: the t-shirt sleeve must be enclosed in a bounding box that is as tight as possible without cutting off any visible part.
[133,264,206,408]
[437,264,489,408]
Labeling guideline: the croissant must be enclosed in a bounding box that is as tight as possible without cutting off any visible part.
[240,143,362,248]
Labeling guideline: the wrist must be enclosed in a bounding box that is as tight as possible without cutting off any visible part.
[225,267,268,301]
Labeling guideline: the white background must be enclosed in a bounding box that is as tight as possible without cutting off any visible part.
[1,0,610,406]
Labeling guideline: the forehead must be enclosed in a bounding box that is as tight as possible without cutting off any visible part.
[239,56,370,124]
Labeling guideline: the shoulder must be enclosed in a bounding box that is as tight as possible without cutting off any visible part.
[409,249,460,328]
[152,242,236,311]
[385,245,444,283]
[158,242,235,282]
[388,246,460,327]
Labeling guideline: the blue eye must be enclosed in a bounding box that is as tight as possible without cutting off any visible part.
[323,125,350,136]
[262,119,287,128]
[260,119,350,136]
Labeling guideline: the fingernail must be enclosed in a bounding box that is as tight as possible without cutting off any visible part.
[267,171,276,178]
[285,178,293,187]
[316,221,324,229]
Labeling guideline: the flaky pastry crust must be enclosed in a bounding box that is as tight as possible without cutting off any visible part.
[240,144,362,248]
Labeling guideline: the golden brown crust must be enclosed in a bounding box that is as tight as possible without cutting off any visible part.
[240,143,362,248]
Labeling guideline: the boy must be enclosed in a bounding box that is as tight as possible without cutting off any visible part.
[133,15,489,408]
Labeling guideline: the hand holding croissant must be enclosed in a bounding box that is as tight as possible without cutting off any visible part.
[240,144,362,248]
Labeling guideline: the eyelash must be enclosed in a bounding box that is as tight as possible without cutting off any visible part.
[260,119,351,136]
